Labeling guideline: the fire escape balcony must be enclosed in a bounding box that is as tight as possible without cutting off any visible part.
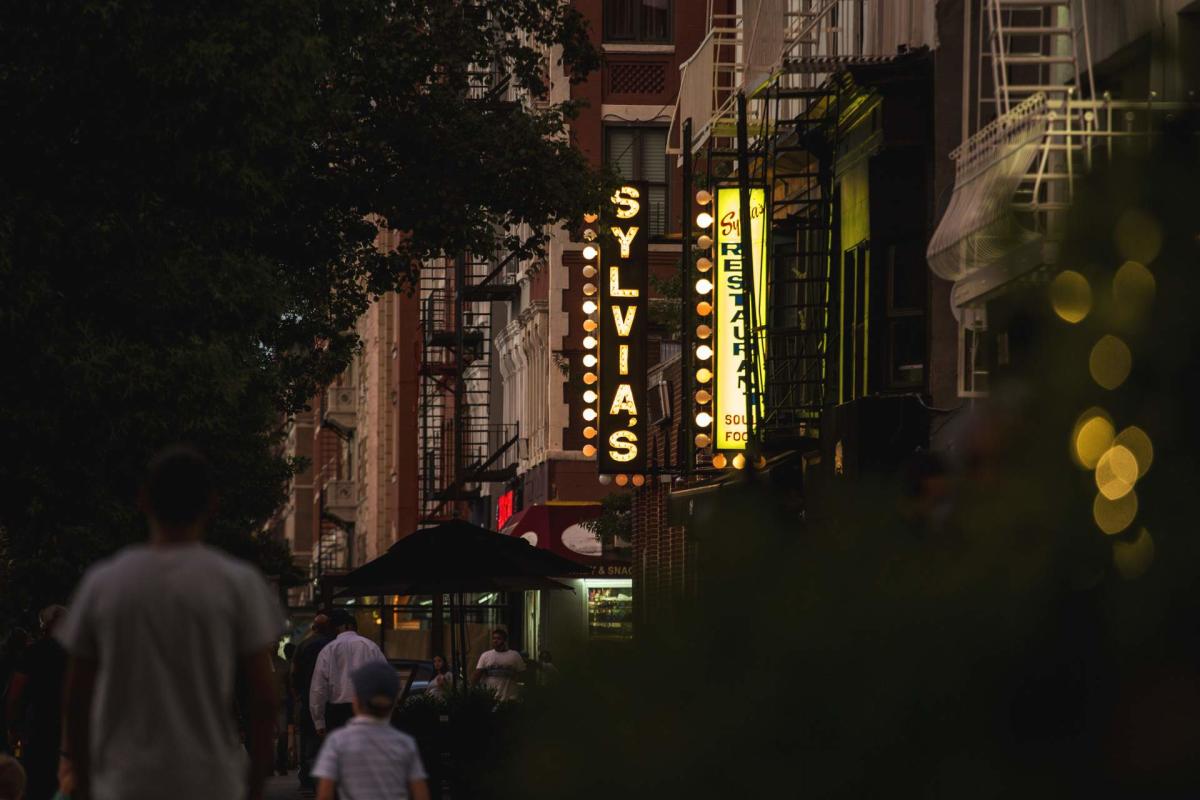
[320,380,356,437]
[669,0,838,156]
[321,479,358,525]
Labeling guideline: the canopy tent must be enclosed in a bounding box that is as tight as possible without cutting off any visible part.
[332,520,591,686]
[499,502,607,565]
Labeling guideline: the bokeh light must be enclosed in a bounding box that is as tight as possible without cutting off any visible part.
[696,257,713,273]
[615,474,629,487]
[583,372,597,385]
[1093,490,1137,535]
[1096,445,1139,500]
[696,301,713,316]
[732,453,746,470]
[583,425,597,439]
[1114,208,1163,264]
[1114,426,1154,478]
[696,368,712,383]
[583,389,597,404]
[582,265,597,279]
[695,389,711,404]
[1112,260,1156,322]
[1048,270,1092,323]
[711,453,727,469]
[1113,527,1155,580]
[696,324,711,339]
[1089,335,1132,390]
[583,283,597,296]
[694,433,710,448]
[583,318,597,332]
[631,474,645,487]
[1072,409,1114,468]
[582,444,596,457]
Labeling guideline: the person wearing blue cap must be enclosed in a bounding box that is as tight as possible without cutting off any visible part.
[311,661,429,800]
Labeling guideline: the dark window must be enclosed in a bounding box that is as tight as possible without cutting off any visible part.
[885,242,926,388]
[605,126,669,236]
[839,241,870,403]
[604,0,672,43]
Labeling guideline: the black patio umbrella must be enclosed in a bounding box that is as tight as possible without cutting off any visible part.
[333,519,592,686]
[335,519,592,595]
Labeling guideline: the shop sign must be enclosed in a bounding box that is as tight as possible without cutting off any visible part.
[714,187,768,450]
[496,489,515,529]
[597,183,648,473]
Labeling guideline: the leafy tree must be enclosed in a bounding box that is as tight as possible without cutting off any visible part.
[0,0,605,623]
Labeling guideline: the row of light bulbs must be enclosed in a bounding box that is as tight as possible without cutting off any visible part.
[579,213,601,460]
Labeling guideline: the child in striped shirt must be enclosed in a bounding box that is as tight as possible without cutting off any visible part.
[313,661,429,800]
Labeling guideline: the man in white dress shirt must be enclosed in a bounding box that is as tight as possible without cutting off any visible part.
[309,609,387,736]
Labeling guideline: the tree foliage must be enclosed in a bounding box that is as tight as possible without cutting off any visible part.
[0,0,605,622]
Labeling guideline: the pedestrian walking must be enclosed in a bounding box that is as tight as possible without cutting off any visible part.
[312,661,429,800]
[309,610,386,737]
[4,605,67,800]
[272,641,295,776]
[471,629,525,702]
[292,614,333,791]
[55,446,284,800]
[0,754,25,800]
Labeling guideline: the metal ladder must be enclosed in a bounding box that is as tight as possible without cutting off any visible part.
[980,0,1096,237]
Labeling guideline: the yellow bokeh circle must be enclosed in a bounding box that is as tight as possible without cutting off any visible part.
[1072,409,1114,469]
[1096,445,1139,500]
[1093,490,1137,535]
[1089,335,1132,390]
[1049,270,1092,323]
[1113,528,1155,580]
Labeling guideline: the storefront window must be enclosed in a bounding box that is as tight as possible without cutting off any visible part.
[586,580,634,639]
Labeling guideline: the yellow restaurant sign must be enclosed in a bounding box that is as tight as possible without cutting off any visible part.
[714,187,768,451]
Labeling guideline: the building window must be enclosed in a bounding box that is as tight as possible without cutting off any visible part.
[604,0,672,43]
[838,241,870,404]
[885,242,926,389]
[605,126,669,236]
[586,579,634,639]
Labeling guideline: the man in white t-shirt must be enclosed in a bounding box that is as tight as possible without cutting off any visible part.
[472,628,525,702]
[56,446,284,800]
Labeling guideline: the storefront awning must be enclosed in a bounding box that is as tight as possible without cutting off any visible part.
[926,94,1049,286]
[500,502,628,574]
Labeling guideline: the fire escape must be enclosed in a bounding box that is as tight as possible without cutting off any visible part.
[416,54,523,522]
[927,0,1195,395]
[671,0,879,449]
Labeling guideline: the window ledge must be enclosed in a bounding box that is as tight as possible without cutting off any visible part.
[602,43,675,54]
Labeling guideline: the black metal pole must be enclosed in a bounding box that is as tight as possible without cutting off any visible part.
[735,92,760,457]
[680,118,694,477]
[453,253,465,514]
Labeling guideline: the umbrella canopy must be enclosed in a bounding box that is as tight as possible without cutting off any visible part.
[334,519,592,597]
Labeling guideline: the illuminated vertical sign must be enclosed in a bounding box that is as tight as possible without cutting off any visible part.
[714,187,768,451]
[598,183,648,474]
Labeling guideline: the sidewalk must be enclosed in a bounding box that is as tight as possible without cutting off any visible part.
[265,771,311,800]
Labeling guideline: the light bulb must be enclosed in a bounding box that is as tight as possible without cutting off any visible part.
[695,278,713,295]
[583,335,597,350]
[583,390,597,404]
[615,474,629,487]
[582,245,598,261]
[696,368,712,383]
[732,453,746,470]
[583,283,597,296]
[696,324,711,339]
[583,407,597,421]
[582,265,597,279]
[695,189,712,205]
[597,472,611,484]
[583,212,599,223]
[695,433,711,448]
[631,474,646,487]
[696,301,712,316]
[695,411,713,428]
[712,453,728,469]
[583,372,597,385]
[583,228,597,241]
[583,425,597,439]
[583,318,598,332]
[696,257,713,272]
[583,300,597,314]
[696,212,714,229]
[584,444,597,457]
[698,235,713,250]
[695,389,711,404]
[696,344,713,360]
[583,354,597,368]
